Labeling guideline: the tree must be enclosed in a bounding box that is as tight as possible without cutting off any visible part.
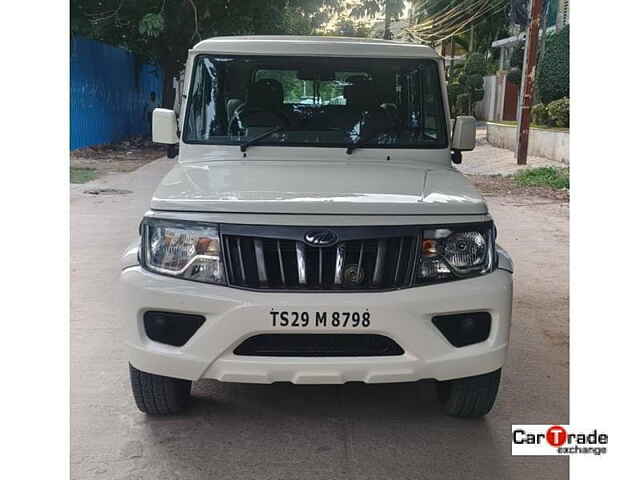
[407,0,509,55]
[537,25,569,104]
[350,0,405,39]
[71,0,342,106]
[326,16,373,37]
[449,52,487,115]
[506,41,524,86]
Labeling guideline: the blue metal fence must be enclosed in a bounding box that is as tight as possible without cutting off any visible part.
[70,36,164,150]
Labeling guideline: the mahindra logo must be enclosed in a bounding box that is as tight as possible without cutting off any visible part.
[304,230,338,247]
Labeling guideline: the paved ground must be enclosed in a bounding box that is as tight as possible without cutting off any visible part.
[71,153,569,479]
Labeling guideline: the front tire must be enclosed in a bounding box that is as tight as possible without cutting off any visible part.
[129,364,192,415]
[437,369,501,418]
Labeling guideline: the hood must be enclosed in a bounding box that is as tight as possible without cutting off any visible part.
[150,161,487,216]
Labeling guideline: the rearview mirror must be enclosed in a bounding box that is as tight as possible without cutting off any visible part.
[152,108,178,144]
[451,116,476,151]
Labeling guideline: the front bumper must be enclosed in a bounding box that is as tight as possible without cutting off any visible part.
[121,264,513,384]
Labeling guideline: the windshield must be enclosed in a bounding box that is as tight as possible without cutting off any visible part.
[183,55,448,150]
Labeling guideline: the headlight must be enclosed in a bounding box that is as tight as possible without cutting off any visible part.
[415,223,495,284]
[142,219,225,285]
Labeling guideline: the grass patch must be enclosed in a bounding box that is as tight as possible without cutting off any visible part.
[70,167,97,184]
[514,167,569,190]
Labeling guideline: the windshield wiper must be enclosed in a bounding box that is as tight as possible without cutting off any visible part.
[345,126,397,154]
[240,126,285,152]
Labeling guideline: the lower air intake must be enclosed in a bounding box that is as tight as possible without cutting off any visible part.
[233,334,404,357]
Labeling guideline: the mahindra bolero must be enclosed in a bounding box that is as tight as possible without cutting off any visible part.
[121,36,514,418]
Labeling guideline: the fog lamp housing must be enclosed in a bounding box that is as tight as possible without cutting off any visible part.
[143,311,205,347]
[432,312,491,347]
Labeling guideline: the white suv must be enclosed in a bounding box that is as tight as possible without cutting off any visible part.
[121,36,513,418]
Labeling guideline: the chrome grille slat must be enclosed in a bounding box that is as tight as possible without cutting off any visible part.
[276,240,286,285]
[372,239,386,286]
[253,239,267,286]
[296,241,307,285]
[236,238,246,283]
[334,242,345,285]
[393,237,404,284]
[223,231,417,291]
[223,237,235,283]
[356,241,364,279]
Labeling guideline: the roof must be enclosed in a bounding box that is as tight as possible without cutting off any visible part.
[192,35,439,59]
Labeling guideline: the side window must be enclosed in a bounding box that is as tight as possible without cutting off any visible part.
[421,64,446,139]
[185,58,219,141]
[395,64,445,141]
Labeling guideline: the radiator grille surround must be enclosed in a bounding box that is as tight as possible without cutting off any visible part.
[221,225,421,291]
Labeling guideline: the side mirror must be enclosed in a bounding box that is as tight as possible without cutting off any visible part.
[451,116,476,151]
[152,108,178,144]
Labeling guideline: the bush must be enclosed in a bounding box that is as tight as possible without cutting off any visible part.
[537,25,569,103]
[486,59,498,75]
[547,97,569,128]
[510,42,524,70]
[456,93,470,115]
[447,54,487,116]
[447,81,463,115]
[531,103,549,126]
[514,167,569,190]
[463,53,487,77]
[506,67,522,86]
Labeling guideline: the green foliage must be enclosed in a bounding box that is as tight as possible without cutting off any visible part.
[506,68,521,86]
[456,93,470,115]
[547,97,570,128]
[412,0,509,56]
[485,59,498,75]
[460,53,486,107]
[514,167,570,190]
[463,53,487,77]
[531,103,549,126]
[349,0,404,39]
[506,41,524,86]
[326,16,372,37]
[447,53,487,115]
[510,42,524,69]
[537,25,570,103]
[447,81,463,115]
[138,13,164,38]
[350,0,404,21]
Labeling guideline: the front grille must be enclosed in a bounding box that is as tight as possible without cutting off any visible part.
[221,225,420,291]
[234,334,405,357]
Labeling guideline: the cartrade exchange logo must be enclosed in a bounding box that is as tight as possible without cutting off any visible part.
[512,425,608,456]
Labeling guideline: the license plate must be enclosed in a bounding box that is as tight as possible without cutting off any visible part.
[269,310,371,328]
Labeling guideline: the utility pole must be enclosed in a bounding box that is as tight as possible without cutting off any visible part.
[515,0,544,165]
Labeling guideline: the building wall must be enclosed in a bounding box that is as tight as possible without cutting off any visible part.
[70,36,163,150]
[487,122,569,163]
[475,75,497,121]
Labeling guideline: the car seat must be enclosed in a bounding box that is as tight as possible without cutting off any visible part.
[233,79,290,130]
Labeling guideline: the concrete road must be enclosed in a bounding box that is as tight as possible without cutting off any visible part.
[71,157,569,479]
